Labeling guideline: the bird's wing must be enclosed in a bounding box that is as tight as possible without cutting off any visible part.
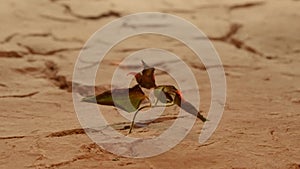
[82,90,114,106]
[116,85,146,112]
[82,85,147,113]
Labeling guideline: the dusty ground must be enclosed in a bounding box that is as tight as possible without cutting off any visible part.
[0,0,300,169]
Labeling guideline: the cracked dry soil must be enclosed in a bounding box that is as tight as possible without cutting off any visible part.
[0,0,300,169]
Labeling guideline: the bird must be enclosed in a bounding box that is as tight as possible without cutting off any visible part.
[81,84,147,113]
[82,60,206,134]
[153,85,207,122]
[128,60,157,89]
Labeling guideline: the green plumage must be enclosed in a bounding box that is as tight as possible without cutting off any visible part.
[82,85,146,113]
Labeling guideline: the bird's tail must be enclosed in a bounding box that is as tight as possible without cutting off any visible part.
[81,96,97,103]
[197,113,207,122]
[177,98,207,122]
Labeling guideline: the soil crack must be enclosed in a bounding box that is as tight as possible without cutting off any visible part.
[61,4,121,20]
[0,51,23,58]
[0,135,26,140]
[228,1,265,11]
[43,60,72,91]
[0,33,19,44]
[17,43,82,56]
[46,128,85,137]
[208,23,269,58]
[0,91,39,98]
[28,155,91,168]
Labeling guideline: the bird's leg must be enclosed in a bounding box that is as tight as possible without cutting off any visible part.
[128,97,175,134]
[128,104,151,134]
[152,97,176,108]
[153,90,174,107]
[145,96,152,107]
[164,102,175,107]
[153,97,159,107]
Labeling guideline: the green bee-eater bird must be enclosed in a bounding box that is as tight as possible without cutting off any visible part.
[128,60,157,89]
[82,60,206,134]
[81,85,147,113]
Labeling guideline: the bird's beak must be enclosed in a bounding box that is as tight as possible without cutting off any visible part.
[127,72,137,76]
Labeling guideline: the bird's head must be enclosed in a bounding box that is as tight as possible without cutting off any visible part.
[127,72,142,81]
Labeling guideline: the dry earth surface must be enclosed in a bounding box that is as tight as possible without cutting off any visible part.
[0,0,299,169]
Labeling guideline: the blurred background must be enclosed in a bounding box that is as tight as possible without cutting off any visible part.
[0,0,299,168]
